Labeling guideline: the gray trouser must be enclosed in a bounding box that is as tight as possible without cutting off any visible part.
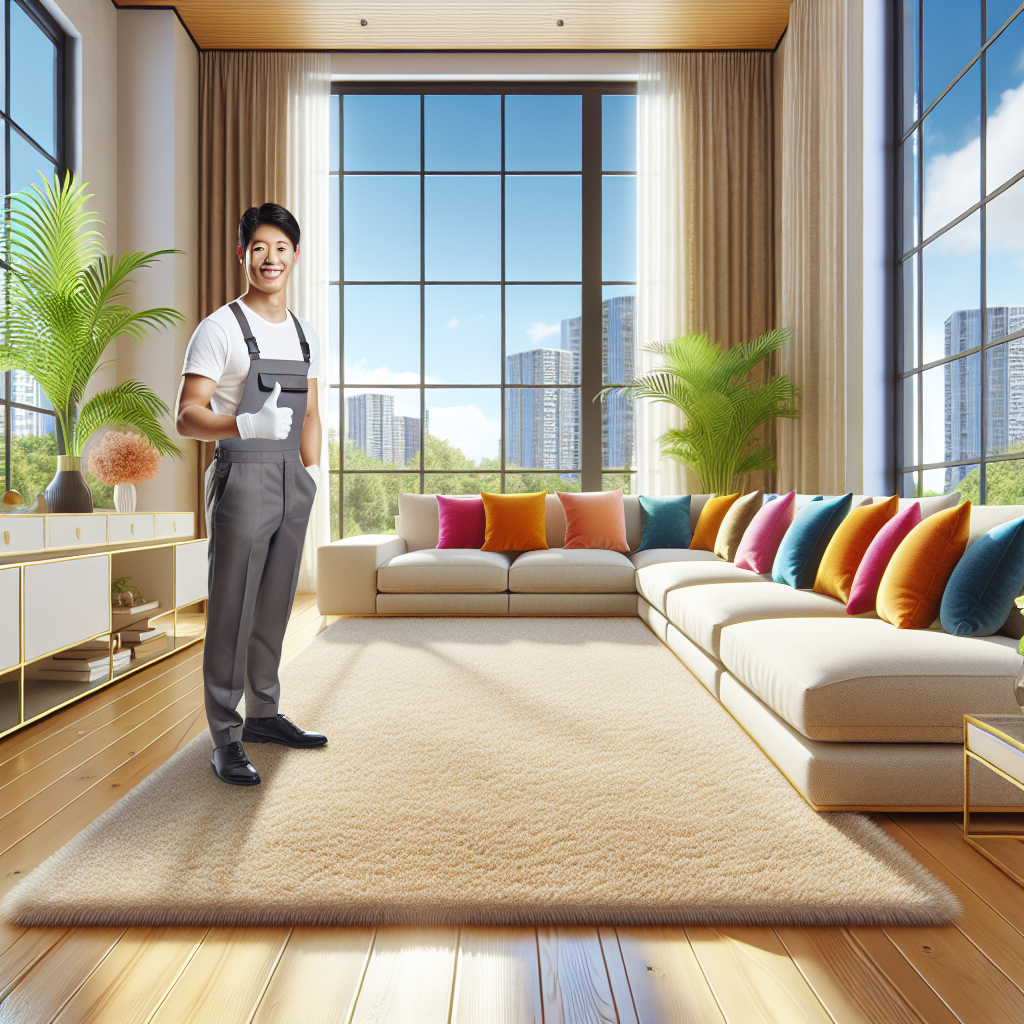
[204,448,317,747]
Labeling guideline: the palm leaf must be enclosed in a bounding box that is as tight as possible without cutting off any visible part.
[76,382,184,458]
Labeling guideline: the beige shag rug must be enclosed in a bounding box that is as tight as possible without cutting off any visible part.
[1,617,958,928]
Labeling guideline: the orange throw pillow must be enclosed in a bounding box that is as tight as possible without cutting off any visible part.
[558,489,629,552]
[814,495,898,603]
[690,493,739,551]
[877,501,971,629]
[480,491,549,552]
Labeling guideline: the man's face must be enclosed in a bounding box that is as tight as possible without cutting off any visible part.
[239,224,299,295]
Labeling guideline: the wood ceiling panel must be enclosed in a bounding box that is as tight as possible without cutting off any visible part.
[113,1,792,51]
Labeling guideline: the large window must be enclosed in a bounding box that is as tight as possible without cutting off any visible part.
[329,84,637,538]
[897,1,1024,504]
[0,0,64,500]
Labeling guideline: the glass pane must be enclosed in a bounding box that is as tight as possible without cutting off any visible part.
[602,388,634,470]
[424,176,500,281]
[603,175,636,282]
[424,472,501,495]
[986,177,1024,308]
[902,0,920,130]
[922,353,979,467]
[901,470,919,497]
[330,95,340,172]
[424,94,500,171]
[986,13,1024,194]
[902,374,919,466]
[329,175,340,282]
[10,411,57,504]
[505,176,581,282]
[0,670,18,735]
[505,388,579,470]
[921,211,979,364]
[985,340,1024,456]
[505,472,579,494]
[602,472,635,494]
[901,257,919,371]
[603,95,637,171]
[10,369,51,411]
[343,176,420,282]
[331,471,339,540]
[10,4,56,157]
[900,131,919,253]
[505,285,580,383]
[327,285,340,385]
[923,464,977,498]
[341,473,416,537]
[922,0,981,109]
[425,388,501,469]
[9,132,54,199]
[922,62,980,238]
[343,95,419,171]
[603,293,636,392]
[343,286,420,385]
[505,95,581,171]
[424,285,500,384]
[328,387,340,469]
[974,459,1024,503]
[344,388,422,469]
[987,2,1021,37]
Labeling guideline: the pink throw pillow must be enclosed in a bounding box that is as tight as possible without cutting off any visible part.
[846,502,923,615]
[734,490,796,573]
[436,494,486,548]
[558,489,629,552]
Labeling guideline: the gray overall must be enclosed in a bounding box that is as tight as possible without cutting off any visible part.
[203,302,317,748]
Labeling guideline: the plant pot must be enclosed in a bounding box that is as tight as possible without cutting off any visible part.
[113,482,137,513]
[44,456,94,514]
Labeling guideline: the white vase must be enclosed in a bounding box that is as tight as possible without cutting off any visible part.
[113,482,137,513]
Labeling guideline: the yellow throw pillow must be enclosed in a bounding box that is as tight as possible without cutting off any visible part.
[480,491,549,552]
[813,495,898,604]
[690,493,739,551]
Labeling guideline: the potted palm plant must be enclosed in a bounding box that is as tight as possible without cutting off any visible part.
[601,328,800,493]
[0,173,184,513]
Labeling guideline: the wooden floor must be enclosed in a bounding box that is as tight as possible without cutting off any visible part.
[0,597,1022,1024]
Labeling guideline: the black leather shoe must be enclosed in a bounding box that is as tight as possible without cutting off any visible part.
[241,714,327,748]
[211,741,261,786]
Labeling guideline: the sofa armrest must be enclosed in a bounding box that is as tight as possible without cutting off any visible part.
[317,535,408,614]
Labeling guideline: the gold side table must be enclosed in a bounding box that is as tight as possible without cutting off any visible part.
[964,715,1024,886]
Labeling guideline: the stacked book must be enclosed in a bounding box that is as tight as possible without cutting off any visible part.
[32,639,132,683]
[112,601,168,659]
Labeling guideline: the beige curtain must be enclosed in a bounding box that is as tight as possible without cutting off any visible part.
[197,51,331,591]
[636,51,775,495]
[775,0,847,493]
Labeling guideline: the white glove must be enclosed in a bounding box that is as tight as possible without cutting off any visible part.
[305,463,320,490]
[236,381,293,440]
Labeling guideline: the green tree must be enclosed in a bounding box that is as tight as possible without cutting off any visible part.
[958,458,1024,506]
[7,432,113,508]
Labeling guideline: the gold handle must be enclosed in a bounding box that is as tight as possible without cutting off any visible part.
[130,523,135,535]
[2,531,8,545]
[173,522,177,532]
[76,527,82,540]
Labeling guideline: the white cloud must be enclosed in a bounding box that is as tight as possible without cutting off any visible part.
[447,317,460,329]
[525,321,561,345]
[344,360,420,386]
[425,404,500,463]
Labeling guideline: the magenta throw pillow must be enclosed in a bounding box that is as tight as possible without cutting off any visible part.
[734,490,796,573]
[436,494,486,549]
[846,502,923,615]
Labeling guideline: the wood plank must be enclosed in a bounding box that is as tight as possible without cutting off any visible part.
[775,927,922,1024]
[451,926,542,1024]
[147,926,290,1024]
[0,928,124,1024]
[537,927,617,1024]
[597,927,639,1024]
[615,926,725,1024]
[251,926,374,1024]
[686,926,832,1024]
[0,927,66,1001]
[350,926,458,1024]
[883,923,1024,1024]
[49,927,207,1024]
[847,928,960,1024]
[0,924,25,958]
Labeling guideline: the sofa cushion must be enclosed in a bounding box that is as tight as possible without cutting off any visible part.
[666,582,851,660]
[397,492,443,551]
[509,548,636,593]
[718,616,1024,743]
[635,559,770,615]
[377,549,512,594]
[629,549,723,570]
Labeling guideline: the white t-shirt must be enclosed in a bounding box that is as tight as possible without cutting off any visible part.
[181,299,321,418]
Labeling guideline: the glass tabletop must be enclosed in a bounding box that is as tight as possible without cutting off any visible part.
[967,715,1024,749]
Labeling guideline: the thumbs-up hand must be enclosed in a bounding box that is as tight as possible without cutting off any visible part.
[236,381,294,440]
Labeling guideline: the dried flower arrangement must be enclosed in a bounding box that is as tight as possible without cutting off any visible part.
[88,431,161,486]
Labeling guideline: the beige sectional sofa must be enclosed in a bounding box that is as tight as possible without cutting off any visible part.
[318,491,1024,811]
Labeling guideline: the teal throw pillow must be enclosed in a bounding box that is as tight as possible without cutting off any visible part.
[638,495,692,550]
[940,515,1024,636]
[771,493,852,589]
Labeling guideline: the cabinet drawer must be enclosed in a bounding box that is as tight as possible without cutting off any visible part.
[175,539,208,607]
[107,515,155,544]
[0,517,44,555]
[47,515,108,549]
[0,567,19,672]
[24,555,109,661]
[155,513,195,539]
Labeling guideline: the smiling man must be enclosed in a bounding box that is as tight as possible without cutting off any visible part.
[175,203,327,786]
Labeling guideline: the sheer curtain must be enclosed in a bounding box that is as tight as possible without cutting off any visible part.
[636,52,775,495]
[198,51,331,590]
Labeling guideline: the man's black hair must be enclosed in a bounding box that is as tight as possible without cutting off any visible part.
[238,203,301,251]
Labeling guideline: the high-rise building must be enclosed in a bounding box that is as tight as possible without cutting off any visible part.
[347,393,423,467]
[9,371,55,439]
[602,296,635,470]
[392,414,423,468]
[506,348,578,470]
[944,306,1024,491]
